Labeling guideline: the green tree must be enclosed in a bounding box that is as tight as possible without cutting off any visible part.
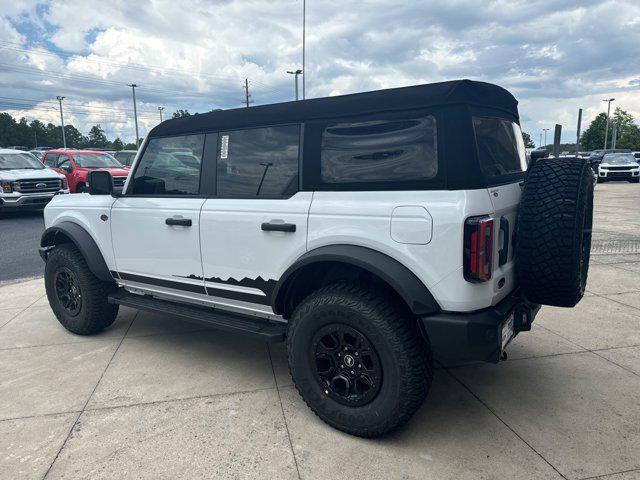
[112,137,124,151]
[521,131,535,148]
[580,113,608,151]
[87,124,109,148]
[64,125,86,148]
[172,109,191,118]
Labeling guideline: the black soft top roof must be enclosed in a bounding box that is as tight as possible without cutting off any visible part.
[150,79,518,138]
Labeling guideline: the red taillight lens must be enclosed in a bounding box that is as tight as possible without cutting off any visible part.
[464,216,494,282]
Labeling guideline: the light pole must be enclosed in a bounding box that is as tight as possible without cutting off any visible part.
[543,128,549,147]
[128,84,140,147]
[539,132,543,147]
[286,69,303,100]
[302,0,306,99]
[56,96,66,149]
[158,106,164,123]
[602,98,615,150]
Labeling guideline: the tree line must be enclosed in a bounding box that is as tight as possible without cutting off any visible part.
[0,113,138,150]
[2,106,639,152]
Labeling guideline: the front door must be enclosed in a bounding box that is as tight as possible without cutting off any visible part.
[199,125,310,316]
[110,133,209,301]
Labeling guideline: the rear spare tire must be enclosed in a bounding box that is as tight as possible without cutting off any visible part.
[516,157,593,307]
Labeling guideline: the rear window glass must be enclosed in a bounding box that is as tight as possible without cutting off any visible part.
[216,125,300,198]
[320,116,438,184]
[473,117,527,178]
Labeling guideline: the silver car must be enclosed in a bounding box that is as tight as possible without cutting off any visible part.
[0,149,70,213]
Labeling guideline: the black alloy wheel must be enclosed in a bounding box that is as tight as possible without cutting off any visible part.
[311,324,382,407]
[54,267,82,316]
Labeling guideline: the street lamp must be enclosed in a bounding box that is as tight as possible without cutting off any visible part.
[542,128,550,147]
[602,98,615,150]
[158,106,164,123]
[286,69,303,100]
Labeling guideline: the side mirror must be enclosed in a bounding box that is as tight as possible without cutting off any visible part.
[61,164,73,173]
[88,170,114,195]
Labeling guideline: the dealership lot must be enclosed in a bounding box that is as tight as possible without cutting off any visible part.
[0,182,639,480]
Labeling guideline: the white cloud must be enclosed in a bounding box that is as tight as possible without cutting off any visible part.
[0,0,638,145]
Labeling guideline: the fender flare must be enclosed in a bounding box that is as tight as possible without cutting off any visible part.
[40,221,113,282]
[272,244,440,316]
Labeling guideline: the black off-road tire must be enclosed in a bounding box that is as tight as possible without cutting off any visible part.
[45,243,119,335]
[287,282,433,437]
[516,157,594,307]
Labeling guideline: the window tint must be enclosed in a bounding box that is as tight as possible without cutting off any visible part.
[44,154,59,167]
[473,117,527,178]
[217,125,299,198]
[130,134,204,195]
[320,116,437,184]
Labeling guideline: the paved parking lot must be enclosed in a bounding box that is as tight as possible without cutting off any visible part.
[1,182,639,480]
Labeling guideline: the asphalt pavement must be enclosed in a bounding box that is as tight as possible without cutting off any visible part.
[0,209,45,284]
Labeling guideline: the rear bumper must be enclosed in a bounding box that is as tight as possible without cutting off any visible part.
[420,290,540,364]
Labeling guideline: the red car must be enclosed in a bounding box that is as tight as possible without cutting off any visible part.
[41,150,130,193]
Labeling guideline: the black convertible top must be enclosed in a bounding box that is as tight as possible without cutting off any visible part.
[150,79,518,138]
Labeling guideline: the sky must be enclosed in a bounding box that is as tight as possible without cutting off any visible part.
[0,0,639,146]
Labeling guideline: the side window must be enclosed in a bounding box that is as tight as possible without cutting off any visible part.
[129,134,204,196]
[217,125,299,198]
[320,116,438,184]
[57,156,71,169]
[473,117,527,178]
[44,154,58,167]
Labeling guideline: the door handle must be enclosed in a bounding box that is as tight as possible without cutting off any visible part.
[261,222,296,232]
[498,217,509,266]
[166,217,192,227]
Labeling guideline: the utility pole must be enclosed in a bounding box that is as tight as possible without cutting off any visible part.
[158,106,164,123]
[611,124,618,149]
[56,96,66,149]
[543,128,549,147]
[602,98,615,150]
[302,0,306,99]
[244,78,251,108]
[539,132,543,147]
[576,108,583,154]
[286,69,303,100]
[128,84,140,147]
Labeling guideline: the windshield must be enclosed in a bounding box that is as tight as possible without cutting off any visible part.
[602,154,636,165]
[73,153,123,168]
[0,152,45,170]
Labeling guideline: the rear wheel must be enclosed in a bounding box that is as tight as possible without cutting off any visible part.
[45,243,118,335]
[516,157,594,307]
[287,283,432,437]
[75,183,86,193]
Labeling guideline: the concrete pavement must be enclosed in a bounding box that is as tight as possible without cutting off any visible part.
[1,182,639,479]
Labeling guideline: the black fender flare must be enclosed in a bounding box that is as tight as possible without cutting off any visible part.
[40,221,113,282]
[272,244,440,316]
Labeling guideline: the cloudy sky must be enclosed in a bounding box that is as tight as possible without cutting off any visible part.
[1,0,639,145]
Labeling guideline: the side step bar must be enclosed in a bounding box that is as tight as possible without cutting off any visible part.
[108,289,286,343]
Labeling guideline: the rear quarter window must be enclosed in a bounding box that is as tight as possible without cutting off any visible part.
[320,116,438,184]
[473,117,527,181]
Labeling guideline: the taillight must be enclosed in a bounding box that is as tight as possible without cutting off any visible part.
[464,216,494,282]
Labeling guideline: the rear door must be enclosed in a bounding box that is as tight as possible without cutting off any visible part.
[199,125,310,316]
[110,134,209,301]
[472,116,528,295]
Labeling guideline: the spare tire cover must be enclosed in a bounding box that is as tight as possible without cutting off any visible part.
[516,157,594,307]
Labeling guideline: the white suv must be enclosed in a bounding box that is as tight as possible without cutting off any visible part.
[0,149,69,212]
[39,80,594,437]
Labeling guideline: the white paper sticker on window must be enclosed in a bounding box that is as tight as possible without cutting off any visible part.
[220,135,229,159]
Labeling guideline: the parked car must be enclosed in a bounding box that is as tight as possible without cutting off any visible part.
[588,148,631,170]
[0,149,69,213]
[597,152,640,183]
[112,150,138,167]
[633,151,640,164]
[41,149,130,193]
[40,80,593,437]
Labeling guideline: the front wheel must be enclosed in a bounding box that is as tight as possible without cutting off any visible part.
[287,283,432,437]
[45,243,119,335]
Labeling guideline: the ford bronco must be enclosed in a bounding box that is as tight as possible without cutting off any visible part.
[40,80,593,437]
